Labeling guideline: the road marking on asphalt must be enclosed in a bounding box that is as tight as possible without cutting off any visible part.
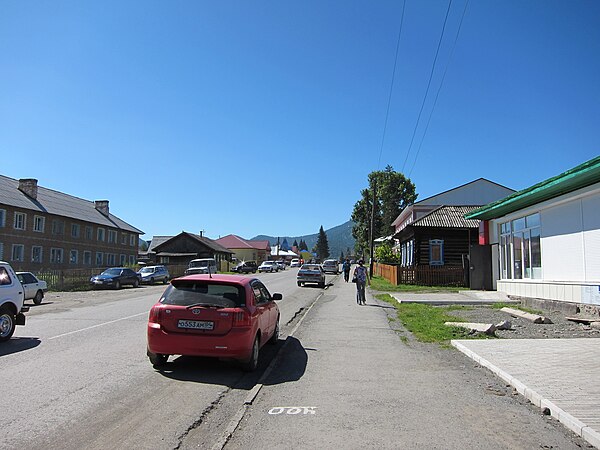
[48,312,148,340]
[268,407,317,415]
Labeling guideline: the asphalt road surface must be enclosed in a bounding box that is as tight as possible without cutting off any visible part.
[1,268,587,449]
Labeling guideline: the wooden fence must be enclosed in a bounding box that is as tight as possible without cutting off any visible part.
[374,262,467,287]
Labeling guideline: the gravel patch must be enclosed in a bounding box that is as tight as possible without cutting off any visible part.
[445,305,600,339]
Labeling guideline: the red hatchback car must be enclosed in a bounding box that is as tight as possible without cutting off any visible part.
[147,274,281,371]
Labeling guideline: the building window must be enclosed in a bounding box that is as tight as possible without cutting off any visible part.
[499,213,542,280]
[50,248,64,263]
[34,216,45,233]
[401,240,414,267]
[129,255,135,265]
[107,253,116,266]
[0,209,6,227]
[121,233,128,245]
[120,254,126,266]
[83,251,92,265]
[0,242,3,259]
[32,246,43,263]
[130,234,136,247]
[52,220,65,235]
[96,252,104,266]
[97,228,105,242]
[14,212,26,230]
[85,226,93,240]
[70,250,78,264]
[71,223,81,238]
[12,244,25,262]
[159,256,170,264]
[429,240,444,266]
[108,230,117,244]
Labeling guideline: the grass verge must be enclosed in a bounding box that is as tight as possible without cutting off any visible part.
[376,294,495,346]
[370,276,461,293]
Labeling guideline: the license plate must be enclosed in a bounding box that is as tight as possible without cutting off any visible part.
[178,320,214,330]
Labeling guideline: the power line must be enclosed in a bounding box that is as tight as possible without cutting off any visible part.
[376,0,406,171]
[401,0,453,174]
[409,0,469,177]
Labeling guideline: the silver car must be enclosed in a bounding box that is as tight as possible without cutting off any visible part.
[322,259,339,274]
[138,265,170,284]
[297,264,325,288]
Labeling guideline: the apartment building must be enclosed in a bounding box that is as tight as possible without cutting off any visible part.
[0,176,143,271]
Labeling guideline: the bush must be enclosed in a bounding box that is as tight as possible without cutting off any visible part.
[375,242,400,264]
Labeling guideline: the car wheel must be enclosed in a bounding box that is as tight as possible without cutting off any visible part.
[268,318,280,345]
[297,281,301,287]
[150,277,155,285]
[319,282,325,288]
[148,351,168,367]
[133,279,140,288]
[0,307,16,342]
[163,278,168,284]
[33,290,44,305]
[114,281,121,290]
[241,336,260,372]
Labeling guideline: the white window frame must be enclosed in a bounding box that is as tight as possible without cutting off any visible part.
[121,233,128,245]
[96,252,104,266]
[12,244,25,262]
[85,226,93,240]
[70,249,78,264]
[0,242,3,259]
[0,209,6,227]
[429,239,444,266]
[107,253,116,266]
[14,212,26,230]
[129,255,135,265]
[108,230,117,244]
[32,246,43,263]
[50,248,64,264]
[130,234,136,246]
[97,228,105,242]
[83,251,92,265]
[34,215,45,233]
[71,223,81,238]
[120,254,126,266]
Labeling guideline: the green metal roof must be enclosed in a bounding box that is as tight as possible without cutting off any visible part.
[466,156,600,220]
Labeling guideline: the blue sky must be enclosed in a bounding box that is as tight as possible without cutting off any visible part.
[1,1,599,241]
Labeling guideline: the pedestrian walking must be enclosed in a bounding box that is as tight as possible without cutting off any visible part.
[352,259,370,305]
[342,258,351,282]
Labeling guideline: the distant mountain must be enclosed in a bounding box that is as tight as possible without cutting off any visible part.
[251,220,356,260]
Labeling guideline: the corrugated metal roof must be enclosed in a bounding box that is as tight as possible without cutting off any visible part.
[0,175,143,233]
[215,234,269,250]
[466,156,600,220]
[151,232,234,255]
[411,205,481,228]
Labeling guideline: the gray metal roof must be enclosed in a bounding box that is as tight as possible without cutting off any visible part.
[0,175,143,234]
[150,232,234,255]
[411,205,481,228]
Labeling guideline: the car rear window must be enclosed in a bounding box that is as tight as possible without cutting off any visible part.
[160,281,245,307]
[300,265,320,271]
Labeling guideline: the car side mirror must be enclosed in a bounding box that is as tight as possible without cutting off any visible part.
[272,293,283,301]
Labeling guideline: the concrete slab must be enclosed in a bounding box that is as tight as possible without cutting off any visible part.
[452,338,600,449]
[389,291,519,306]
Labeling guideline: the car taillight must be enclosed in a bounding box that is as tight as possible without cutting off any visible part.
[149,305,162,324]
[232,309,251,327]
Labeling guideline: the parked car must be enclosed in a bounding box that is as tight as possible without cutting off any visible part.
[258,261,279,273]
[276,260,286,271]
[16,272,48,305]
[297,264,326,288]
[231,261,258,274]
[0,261,28,342]
[322,259,340,274]
[185,258,218,275]
[147,274,282,371]
[290,258,301,268]
[138,265,170,284]
[90,267,141,289]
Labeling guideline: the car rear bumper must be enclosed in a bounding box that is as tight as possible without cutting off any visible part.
[147,325,255,360]
[297,276,324,284]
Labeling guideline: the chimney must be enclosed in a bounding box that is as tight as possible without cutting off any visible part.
[18,178,38,200]
[94,200,110,216]
[199,230,204,237]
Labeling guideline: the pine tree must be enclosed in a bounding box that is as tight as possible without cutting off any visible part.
[315,226,330,261]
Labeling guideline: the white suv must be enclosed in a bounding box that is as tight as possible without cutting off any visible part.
[0,261,28,342]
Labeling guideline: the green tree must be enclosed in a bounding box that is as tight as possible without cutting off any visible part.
[375,241,400,264]
[315,225,330,261]
[299,239,308,251]
[351,165,417,256]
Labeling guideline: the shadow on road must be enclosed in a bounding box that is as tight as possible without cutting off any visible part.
[154,336,308,389]
[0,337,41,356]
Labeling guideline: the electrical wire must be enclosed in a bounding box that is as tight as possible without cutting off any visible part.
[376,0,406,171]
[401,0,453,174]
[409,0,469,177]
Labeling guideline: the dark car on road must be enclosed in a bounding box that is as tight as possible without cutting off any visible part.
[231,261,258,274]
[90,267,141,289]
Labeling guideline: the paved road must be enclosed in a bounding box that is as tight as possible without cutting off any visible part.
[218,276,588,449]
[0,269,323,450]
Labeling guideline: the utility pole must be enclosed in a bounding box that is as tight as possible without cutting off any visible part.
[369,179,377,277]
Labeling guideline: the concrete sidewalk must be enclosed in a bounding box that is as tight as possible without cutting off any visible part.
[452,338,600,449]
[389,290,519,306]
